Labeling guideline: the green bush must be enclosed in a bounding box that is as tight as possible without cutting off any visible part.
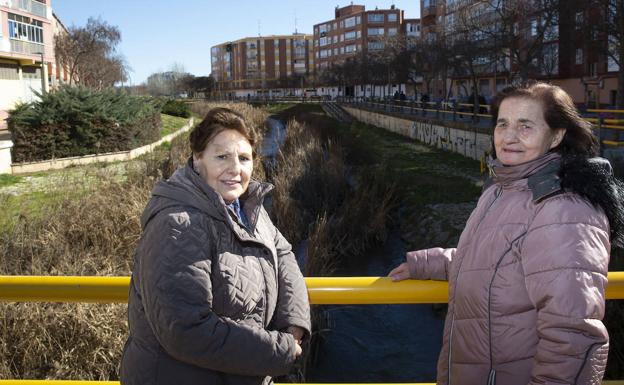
[8,85,163,163]
[161,99,191,118]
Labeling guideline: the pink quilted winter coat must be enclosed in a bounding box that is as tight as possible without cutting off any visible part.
[407,152,610,385]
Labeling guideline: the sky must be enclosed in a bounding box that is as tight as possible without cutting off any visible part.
[52,0,421,85]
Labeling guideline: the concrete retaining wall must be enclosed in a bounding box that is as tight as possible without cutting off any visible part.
[9,117,194,174]
[342,106,492,161]
[0,140,13,174]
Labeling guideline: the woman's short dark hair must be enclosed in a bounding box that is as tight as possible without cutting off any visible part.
[189,107,257,155]
[490,81,599,157]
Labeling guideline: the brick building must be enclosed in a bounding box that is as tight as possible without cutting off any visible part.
[210,34,314,97]
[312,4,405,72]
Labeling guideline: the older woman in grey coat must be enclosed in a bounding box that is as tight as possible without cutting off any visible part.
[121,107,311,385]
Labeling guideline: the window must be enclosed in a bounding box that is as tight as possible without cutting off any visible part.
[333,22,337,30]
[333,35,338,43]
[530,19,537,36]
[368,13,384,23]
[293,40,306,57]
[575,11,583,29]
[333,48,338,55]
[340,21,344,28]
[319,24,328,34]
[344,44,356,53]
[608,41,620,71]
[575,48,583,65]
[344,30,356,40]
[356,30,361,38]
[424,0,436,7]
[388,13,397,22]
[345,16,356,28]
[368,41,384,50]
[8,13,43,44]
[356,16,361,25]
[319,37,330,46]
[589,62,598,76]
[368,28,384,36]
[388,28,397,36]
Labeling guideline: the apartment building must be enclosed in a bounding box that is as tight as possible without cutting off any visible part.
[0,0,56,130]
[210,33,314,97]
[312,4,404,72]
[555,0,620,107]
[423,0,620,106]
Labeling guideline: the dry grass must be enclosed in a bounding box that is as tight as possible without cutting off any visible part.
[266,106,397,381]
[0,171,152,379]
[0,101,397,381]
[0,102,273,381]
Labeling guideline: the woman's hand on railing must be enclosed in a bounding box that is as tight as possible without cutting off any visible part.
[388,262,410,282]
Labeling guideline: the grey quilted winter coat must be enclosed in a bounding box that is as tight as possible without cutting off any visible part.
[406,153,610,385]
[120,161,311,385]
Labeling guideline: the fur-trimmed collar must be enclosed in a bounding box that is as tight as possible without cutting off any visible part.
[558,156,624,249]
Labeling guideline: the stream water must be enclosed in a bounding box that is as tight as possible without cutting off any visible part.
[261,116,444,382]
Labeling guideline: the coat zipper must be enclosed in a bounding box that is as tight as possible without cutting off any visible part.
[448,186,503,385]
[487,368,496,385]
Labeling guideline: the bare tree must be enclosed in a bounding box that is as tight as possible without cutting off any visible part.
[145,64,191,97]
[456,0,560,83]
[604,0,624,108]
[54,17,128,89]
[367,34,406,98]
[407,37,450,100]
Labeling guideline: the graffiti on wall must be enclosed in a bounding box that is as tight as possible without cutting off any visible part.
[344,107,492,161]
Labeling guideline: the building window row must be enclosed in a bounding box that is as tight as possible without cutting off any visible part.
[8,13,44,44]
[367,13,384,23]
[368,27,384,36]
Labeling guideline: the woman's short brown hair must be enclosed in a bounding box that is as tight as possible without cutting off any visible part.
[189,107,257,155]
[490,81,599,157]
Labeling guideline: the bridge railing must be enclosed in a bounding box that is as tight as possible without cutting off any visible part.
[1,274,624,385]
[337,97,624,149]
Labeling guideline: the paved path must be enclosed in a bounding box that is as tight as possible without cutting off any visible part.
[0,129,10,141]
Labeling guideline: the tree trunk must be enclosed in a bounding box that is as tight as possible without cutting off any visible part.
[618,0,624,109]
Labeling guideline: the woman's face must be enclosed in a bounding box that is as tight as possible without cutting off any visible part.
[494,97,566,166]
[194,129,253,203]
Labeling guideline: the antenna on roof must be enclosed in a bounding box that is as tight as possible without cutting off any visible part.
[294,9,298,34]
[257,19,261,37]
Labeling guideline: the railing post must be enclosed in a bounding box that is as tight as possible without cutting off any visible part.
[598,116,604,157]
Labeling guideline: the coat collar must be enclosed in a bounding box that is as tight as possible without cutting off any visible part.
[483,152,563,202]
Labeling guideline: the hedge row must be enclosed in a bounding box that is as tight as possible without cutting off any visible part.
[161,99,191,118]
[8,86,163,163]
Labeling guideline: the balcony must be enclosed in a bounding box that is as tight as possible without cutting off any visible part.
[10,39,44,55]
[7,0,48,19]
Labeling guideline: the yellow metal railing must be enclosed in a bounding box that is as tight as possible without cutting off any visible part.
[2,274,624,385]
[1,274,624,304]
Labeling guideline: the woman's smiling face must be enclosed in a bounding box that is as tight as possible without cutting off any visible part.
[193,129,253,203]
[494,97,566,166]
